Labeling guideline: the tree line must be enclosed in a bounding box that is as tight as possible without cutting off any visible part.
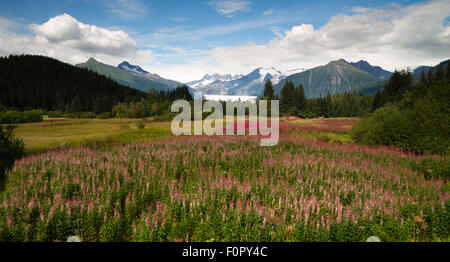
[0,55,147,113]
[262,79,374,118]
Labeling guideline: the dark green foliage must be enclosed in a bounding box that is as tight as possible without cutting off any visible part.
[262,79,276,100]
[353,79,450,154]
[305,92,373,118]
[377,69,413,109]
[280,81,296,113]
[47,111,65,118]
[153,112,176,122]
[62,182,81,200]
[340,191,356,206]
[435,64,444,81]
[295,83,307,112]
[0,110,43,124]
[135,119,146,129]
[113,86,192,119]
[97,112,113,119]
[446,63,450,79]
[280,81,311,115]
[0,55,146,112]
[64,112,96,119]
[0,125,24,186]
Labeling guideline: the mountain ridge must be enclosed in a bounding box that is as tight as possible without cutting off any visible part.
[274,59,380,98]
[76,58,180,93]
[188,67,286,96]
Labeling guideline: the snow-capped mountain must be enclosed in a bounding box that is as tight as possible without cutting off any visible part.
[118,61,182,88]
[186,73,243,90]
[188,67,286,96]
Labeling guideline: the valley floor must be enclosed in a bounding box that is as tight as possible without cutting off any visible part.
[0,117,448,242]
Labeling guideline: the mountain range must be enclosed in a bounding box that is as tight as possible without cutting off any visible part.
[188,67,289,96]
[76,58,182,93]
[74,57,448,99]
[186,60,392,98]
[274,59,389,98]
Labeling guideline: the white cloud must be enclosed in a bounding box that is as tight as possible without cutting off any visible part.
[209,0,251,17]
[0,14,153,66]
[263,9,274,16]
[105,0,149,20]
[206,0,450,73]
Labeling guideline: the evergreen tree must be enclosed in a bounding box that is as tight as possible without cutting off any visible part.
[280,81,295,113]
[380,69,413,106]
[419,70,426,84]
[0,55,146,112]
[427,69,434,86]
[325,91,332,117]
[69,96,82,113]
[263,79,276,100]
[372,88,382,112]
[446,63,450,79]
[435,63,444,81]
[295,83,307,112]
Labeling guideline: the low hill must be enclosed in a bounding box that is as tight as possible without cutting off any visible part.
[0,55,146,113]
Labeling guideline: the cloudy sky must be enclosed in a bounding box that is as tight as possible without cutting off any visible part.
[0,0,449,82]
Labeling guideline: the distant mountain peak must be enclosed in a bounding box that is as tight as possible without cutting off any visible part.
[118,61,149,75]
[87,58,98,63]
[349,60,392,80]
[187,67,286,96]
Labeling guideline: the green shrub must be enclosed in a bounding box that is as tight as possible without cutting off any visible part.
[0,110,43,124]
[0,125,25,186]
[97,112,112,119]
[351,104,415,148]
[47,111,65,118]
[352,79,449,154]
[64,112,96,119]
[135,119,146,129]
[153,112,175,122]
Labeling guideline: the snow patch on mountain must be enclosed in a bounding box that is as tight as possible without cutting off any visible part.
[186,73,243,90]
[187,67,287,96]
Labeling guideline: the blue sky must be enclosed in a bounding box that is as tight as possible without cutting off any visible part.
[0,0,449,82]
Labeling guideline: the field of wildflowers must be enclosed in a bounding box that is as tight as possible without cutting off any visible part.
[0,119,448,242]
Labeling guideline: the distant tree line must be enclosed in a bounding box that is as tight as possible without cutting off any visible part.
[0,55,146,113]
[263,78,374,118]
[112,85,193,119]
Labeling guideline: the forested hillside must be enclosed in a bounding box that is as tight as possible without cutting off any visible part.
[0,55,147,113]
[274,59,379,98]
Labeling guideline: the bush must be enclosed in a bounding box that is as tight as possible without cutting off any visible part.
[153,112,175,122]
[47,111,65,118]
[352,80,449,154]
[97,112,112,119]
[0,110,43,124]
[64,112,96,119]
[0,125,25,185]
[351,104,415,148]
[135,119,146,129]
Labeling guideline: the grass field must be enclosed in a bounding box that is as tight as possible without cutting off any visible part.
[1,117,448,242]
[13,117,172,154]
